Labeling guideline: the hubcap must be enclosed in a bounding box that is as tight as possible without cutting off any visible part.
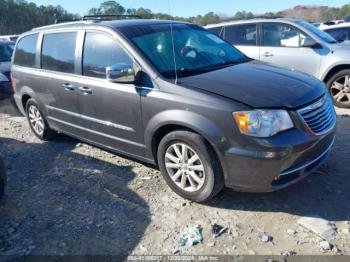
[165,143,205,192]
[331,75,350,106]
[28,105,45,136]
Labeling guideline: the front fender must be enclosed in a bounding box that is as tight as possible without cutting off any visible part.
[144,109,229,166]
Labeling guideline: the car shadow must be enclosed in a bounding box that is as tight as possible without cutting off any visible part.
[0,136,150,257]
[0,97,22,118]
[206,114,350,222]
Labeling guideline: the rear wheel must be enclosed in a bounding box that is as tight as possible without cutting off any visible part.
[25,99,56,140]
[327,69,350,108]
[157,131,224,202]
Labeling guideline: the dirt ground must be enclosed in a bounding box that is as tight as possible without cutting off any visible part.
[0,96,350,259]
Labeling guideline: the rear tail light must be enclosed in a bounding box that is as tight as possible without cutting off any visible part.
[10,72,16,92]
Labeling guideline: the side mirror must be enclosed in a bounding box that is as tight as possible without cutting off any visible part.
[301,37,318,48]
[106,63,135,83]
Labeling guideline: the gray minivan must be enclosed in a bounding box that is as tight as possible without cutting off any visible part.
[12,19,336,202]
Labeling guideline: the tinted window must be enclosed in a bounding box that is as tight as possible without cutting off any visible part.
[83,32,132,79]
[42,32,77,73]
[325,28,349,42]
[262,23,307,47]
[13,34,38,67]
[225,24,257,46]
[0,43,14,62]
[206,27,224,38]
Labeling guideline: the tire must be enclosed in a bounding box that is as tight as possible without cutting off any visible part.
[327,69,350,109]
[157,131,224,202]
[25,98,56,140]
[0,158,5,199]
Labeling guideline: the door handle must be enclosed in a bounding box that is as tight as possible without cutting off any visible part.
[79,86,92,94]
[62,83,74,91]
[263,52,274,57]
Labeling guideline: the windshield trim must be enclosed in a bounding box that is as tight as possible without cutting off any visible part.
[163,58,251,78]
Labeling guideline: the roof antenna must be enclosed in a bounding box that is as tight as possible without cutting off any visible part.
[168,0,178,84]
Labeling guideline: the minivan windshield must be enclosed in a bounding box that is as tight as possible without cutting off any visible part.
[0,43,14,62]
[295,20,337,44]
[120,23,249,78]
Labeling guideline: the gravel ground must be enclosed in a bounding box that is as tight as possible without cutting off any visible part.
[0,96,350,259]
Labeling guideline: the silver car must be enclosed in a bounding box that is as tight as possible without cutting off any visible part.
[206,18,350,108]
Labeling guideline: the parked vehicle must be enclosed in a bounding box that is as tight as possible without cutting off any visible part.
[0,157,5,198]
[12,18,336,202]
[322,23,350,42]
[206,18,350,108]
[0,35,19,43]
[0,41,14,97]
[317,20,344,30]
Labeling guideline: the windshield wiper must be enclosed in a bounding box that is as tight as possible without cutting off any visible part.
[178,59,247,76]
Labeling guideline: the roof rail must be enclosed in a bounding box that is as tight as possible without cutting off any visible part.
[82,14,142,21]
[55,18,80,24]
[250,15,285,19]
[218,15,285,23]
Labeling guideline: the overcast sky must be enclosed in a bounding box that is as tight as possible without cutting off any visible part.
[32,0,348,17]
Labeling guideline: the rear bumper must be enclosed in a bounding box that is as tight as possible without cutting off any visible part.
[222,127,336,192]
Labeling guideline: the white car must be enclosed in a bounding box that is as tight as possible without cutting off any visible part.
[317,20,345,30]
[322,23,350,42]
[0,35,18,43]
[206,18,350,108]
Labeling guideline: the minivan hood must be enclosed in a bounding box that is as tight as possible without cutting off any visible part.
[179,61,325,109]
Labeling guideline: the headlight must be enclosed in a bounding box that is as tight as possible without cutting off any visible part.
[0,73,9,82]
[233,110,294,138]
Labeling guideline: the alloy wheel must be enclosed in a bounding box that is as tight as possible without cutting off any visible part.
[331,75,350,106]
[28,105,45,136]
[164,143,205,192]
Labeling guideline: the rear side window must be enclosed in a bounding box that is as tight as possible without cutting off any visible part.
[83,32,132,79]
[325,28,349,42]
[13,34,38,67]
[41,32,77,74]
[225,24,257,46]
[206,27,224,38]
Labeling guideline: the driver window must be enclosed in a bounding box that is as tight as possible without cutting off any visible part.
[262,23,307,47]
[83,32,132,79]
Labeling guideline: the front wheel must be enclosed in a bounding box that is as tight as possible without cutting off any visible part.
[157,131,224,202]
[327,69,350,108]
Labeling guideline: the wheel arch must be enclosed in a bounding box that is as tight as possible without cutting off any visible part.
[322,64,350,84]
[18,86,48,117]
[21,94,32,111]
[145,110,228,171]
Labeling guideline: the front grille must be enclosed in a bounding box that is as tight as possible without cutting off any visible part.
[298,94,336,135]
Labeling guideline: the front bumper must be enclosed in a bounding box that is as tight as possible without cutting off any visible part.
[222,127,336,192]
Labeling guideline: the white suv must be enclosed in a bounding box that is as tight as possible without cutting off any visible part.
[206,18,350,108]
